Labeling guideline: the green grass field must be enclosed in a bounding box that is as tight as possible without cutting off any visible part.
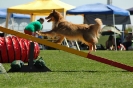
[0,50,133,88]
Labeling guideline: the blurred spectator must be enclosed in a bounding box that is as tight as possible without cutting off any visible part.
[116,35,122,47]
[121,33,133,50]
[96,44,105,50]
[105,35,115,50]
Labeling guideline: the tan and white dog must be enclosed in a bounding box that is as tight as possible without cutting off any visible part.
[37,10,103,52]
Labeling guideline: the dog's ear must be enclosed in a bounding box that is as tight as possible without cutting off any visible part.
[52,9,55,13]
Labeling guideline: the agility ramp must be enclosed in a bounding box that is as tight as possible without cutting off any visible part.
[0,26,133,72]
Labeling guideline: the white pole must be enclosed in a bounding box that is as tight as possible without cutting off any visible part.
[113,14,117,50]
[11,18,15,30]
[75,40,80,51]
[5,13,10,28]
[5,13,11,36]
[107,0,112,5]
[107,0,117,50]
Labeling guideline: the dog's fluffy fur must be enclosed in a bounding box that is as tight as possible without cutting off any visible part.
[38,10,103,52]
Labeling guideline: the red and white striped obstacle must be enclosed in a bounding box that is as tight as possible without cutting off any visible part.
[0,36,40,63]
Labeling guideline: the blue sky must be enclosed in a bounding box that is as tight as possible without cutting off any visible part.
[0,0,133,30]
[0,0,132,9]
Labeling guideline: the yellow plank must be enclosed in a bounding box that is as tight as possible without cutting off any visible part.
[0,26,88,58]
[2,26,133,72]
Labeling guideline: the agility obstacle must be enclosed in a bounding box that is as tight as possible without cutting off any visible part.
[0,26,133,72]
[18,42,51,72]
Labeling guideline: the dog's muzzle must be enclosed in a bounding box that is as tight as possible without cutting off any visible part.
[45,17,51,22]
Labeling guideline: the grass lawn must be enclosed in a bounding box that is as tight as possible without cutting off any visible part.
[0,50,133,88]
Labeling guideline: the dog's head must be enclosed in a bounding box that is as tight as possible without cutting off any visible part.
[45,10,63,22]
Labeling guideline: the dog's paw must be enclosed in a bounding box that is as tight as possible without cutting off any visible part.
[36,32,41,35]
[37,32,44,36]
[54,41,62,45]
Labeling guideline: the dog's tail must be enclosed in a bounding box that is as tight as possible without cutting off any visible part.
[95,18,102,27]
[94,18,103,38]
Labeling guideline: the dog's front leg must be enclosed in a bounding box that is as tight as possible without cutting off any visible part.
[55,35,65,45]
[38,31,56,37]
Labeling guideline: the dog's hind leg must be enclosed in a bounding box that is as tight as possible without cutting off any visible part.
[89,44,93,52]
[92,43,96,52]
[88,44,96,53]
[84,42,93,53]
[84,41,97,53]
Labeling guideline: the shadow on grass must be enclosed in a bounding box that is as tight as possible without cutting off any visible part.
[51,70,129,73]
